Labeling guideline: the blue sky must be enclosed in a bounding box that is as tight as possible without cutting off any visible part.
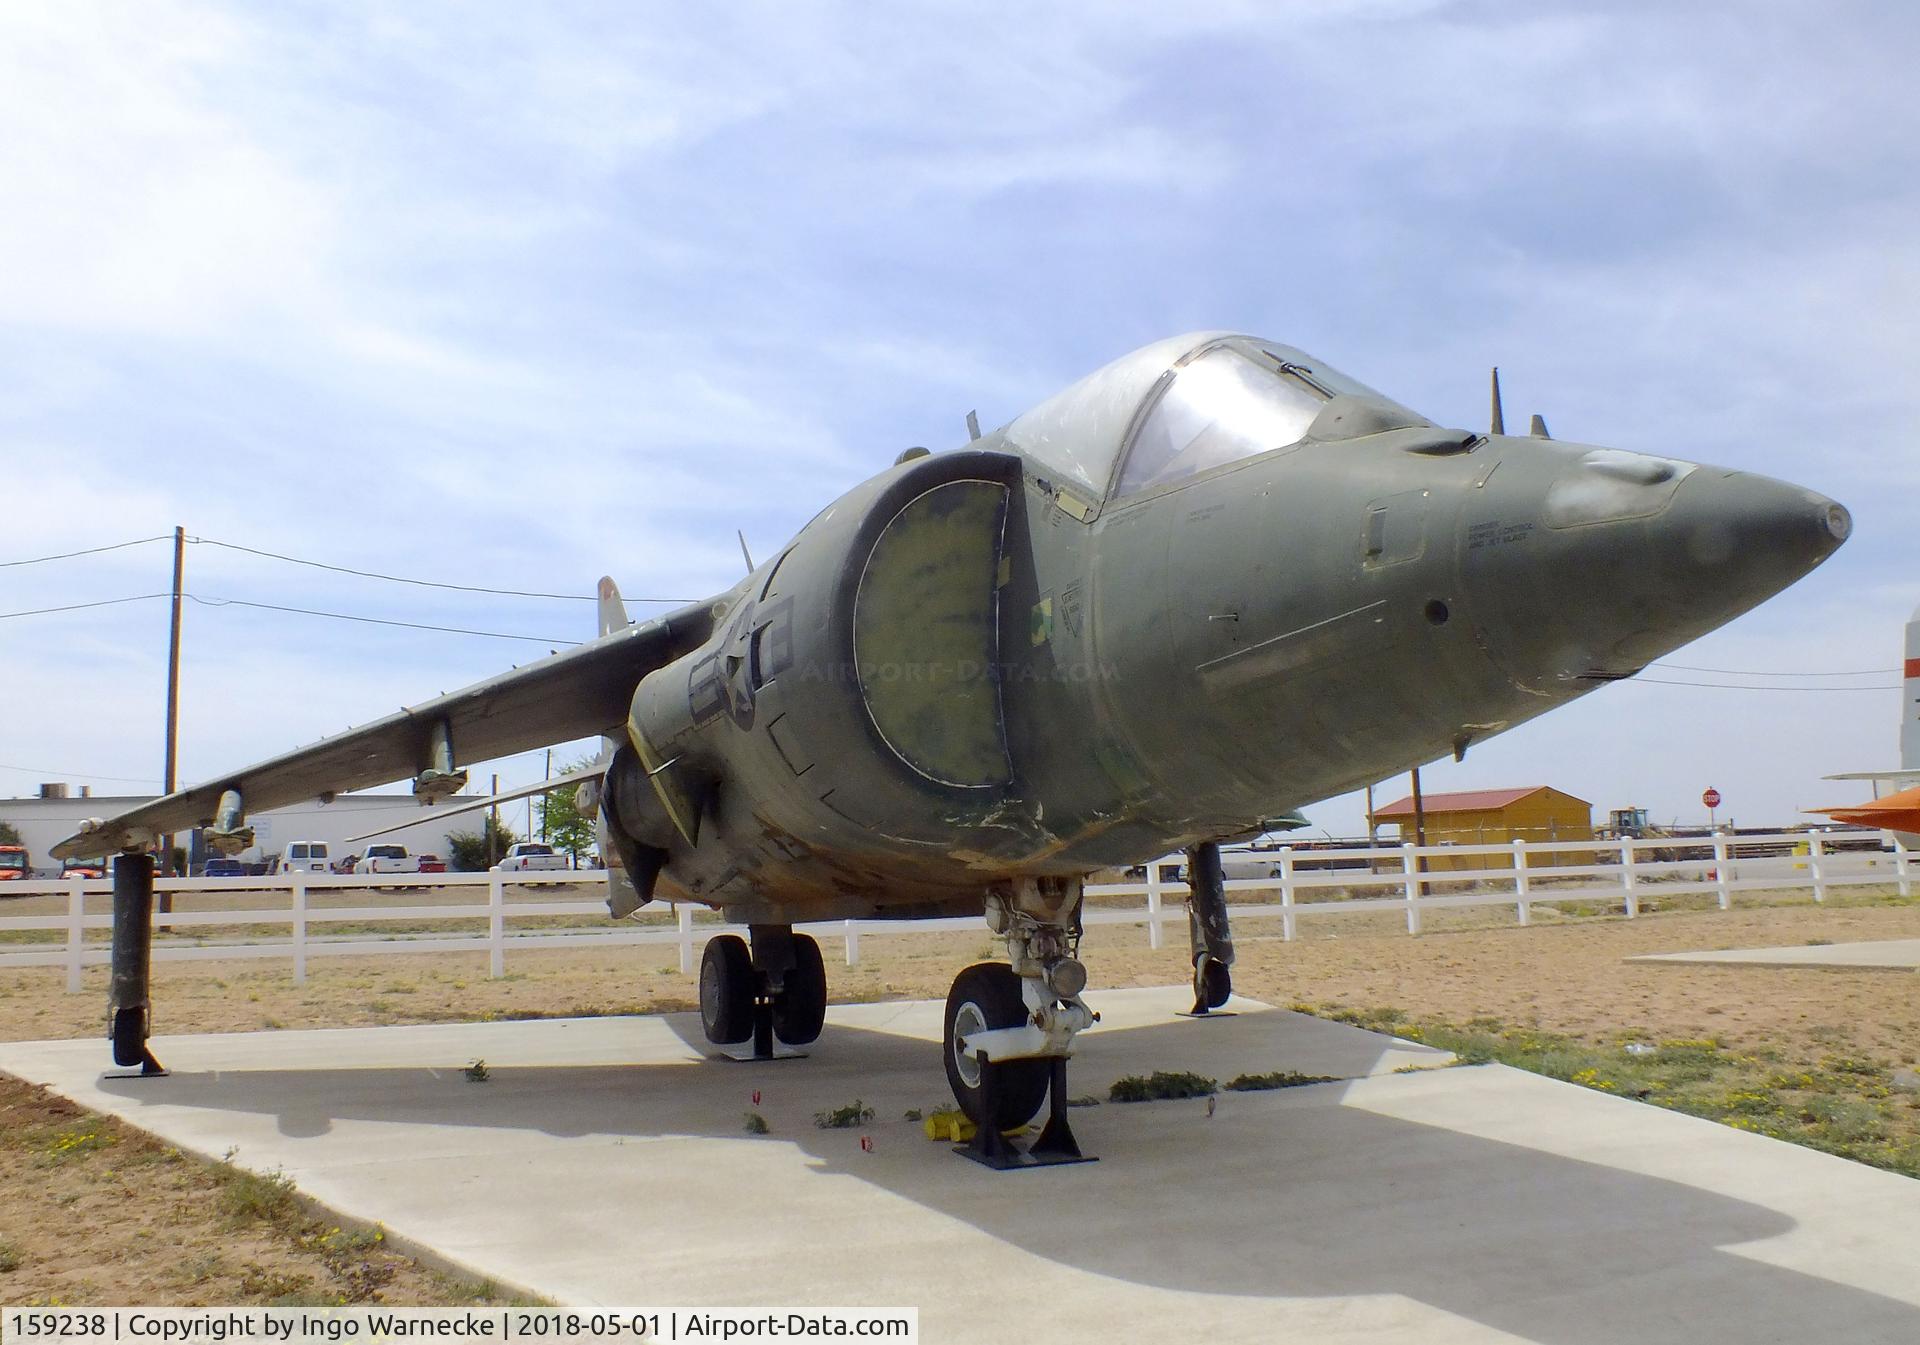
[2,0,1915,837]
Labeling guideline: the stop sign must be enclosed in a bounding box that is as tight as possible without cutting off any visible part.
[1703,787,1722,809]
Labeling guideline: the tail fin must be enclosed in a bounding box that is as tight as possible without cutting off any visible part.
[1903,604,1920,771]
[597,576,632,638]
[594,576,646,910]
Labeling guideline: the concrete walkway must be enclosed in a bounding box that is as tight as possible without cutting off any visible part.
[4,987,1920,1344]
[1628,938,1920,970]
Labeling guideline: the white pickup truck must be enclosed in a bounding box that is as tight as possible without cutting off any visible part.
[494,842,570,873]
[354,844,420,876]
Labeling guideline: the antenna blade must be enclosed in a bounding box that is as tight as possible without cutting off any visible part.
[966,409,981,441]
[736,530,755,573]
[1489,368,1505,436]
[1529,413,1551,439]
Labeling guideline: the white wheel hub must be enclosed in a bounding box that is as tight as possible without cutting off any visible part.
[951,1000,988,1089]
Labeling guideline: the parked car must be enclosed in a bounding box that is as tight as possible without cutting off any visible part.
[415,853,447,874]
[269,841,333,875]
[60,857,109,880]
[354,844,420,876]
[0,844,28,883]
[200,858,248,879]
[494,842,569,873]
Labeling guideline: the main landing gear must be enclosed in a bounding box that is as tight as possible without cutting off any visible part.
[700,923,827,1059]
[941,877,1098,1169]
[1184,841,1235,1015]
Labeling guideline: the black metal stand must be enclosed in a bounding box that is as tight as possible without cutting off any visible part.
[105,851,167,1079]
[715,996,807,1063]
[957,1055,1097,1171]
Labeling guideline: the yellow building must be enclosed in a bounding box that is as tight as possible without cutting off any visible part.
[1369,786,1594,870]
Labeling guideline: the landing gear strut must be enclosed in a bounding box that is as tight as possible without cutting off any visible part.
[1184,841,1235,1015]
[699,923,827,1059]
[108,850,166,1077]
[942,877,1098,1169]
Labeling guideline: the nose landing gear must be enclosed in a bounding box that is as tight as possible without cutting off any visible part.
[940,877,1099,1169]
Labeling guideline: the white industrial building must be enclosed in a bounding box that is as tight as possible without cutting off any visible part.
[1,785,497,875]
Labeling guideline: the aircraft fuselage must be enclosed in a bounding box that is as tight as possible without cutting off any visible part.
[606,334,1847,922]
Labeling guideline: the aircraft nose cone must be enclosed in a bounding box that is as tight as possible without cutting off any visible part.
[1464,449,1848,690]
[1591,465,1849,671]
[1654,468,1849,613]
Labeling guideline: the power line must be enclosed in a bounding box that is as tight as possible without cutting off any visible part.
[1629,676,1899,692]
[1,590,580,644]
[184,593,582,645]
[191,536,696,604]
[1652,661,1900,677]
[0,593,172,619]
[1,536,171,568]
[0,762,162,785]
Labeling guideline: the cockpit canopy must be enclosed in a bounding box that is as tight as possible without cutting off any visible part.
[1004,332,1431,504]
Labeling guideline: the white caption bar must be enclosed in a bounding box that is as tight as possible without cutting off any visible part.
[2,1309,917,1345]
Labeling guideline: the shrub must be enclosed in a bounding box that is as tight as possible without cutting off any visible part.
[1109,1071,1217,1102]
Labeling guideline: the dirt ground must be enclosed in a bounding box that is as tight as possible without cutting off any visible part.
[2,887,1917,1304]
[0,1074,513,1306]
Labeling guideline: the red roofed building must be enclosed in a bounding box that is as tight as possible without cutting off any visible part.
[1369,786,1594,869]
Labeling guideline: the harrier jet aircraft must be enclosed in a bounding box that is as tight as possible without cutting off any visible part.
[56,332,1850,1159]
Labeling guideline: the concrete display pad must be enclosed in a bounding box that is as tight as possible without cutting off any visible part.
[5,987,1920,1344]
[1628,938,1920,970]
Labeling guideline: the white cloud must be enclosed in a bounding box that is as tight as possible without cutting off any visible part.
[2,0,1914,847]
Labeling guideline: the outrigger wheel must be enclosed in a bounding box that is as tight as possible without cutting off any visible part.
[943,962,1051,1129]
[1194,955,1232,1012]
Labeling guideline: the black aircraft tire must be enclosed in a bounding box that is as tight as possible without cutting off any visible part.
[110,1007,145,1069]
[773,933,827,1045]
[700,935,755,1044]
[943,963,1050,1129]
[1196,955,1232,1010]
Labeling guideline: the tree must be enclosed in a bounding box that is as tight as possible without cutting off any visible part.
[448,815,518,872]
[0,820,22,847]
[537,756,600,864]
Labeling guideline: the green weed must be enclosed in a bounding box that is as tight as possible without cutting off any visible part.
[813,1100,874,1129]
[1109,1071,1217,1102]
[1224,1071,1339,1091]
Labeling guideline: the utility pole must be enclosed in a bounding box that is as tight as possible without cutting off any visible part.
[489,773,501,868]
[1409,766,1428,881]
[159,526,184,905]
[541,749,552,844]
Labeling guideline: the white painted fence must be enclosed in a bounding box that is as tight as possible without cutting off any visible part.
[0,831,1908,992]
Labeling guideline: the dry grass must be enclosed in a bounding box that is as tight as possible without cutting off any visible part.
[0,1074,518,1305]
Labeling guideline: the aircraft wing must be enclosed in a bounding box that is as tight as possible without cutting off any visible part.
[51,597,719,860]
